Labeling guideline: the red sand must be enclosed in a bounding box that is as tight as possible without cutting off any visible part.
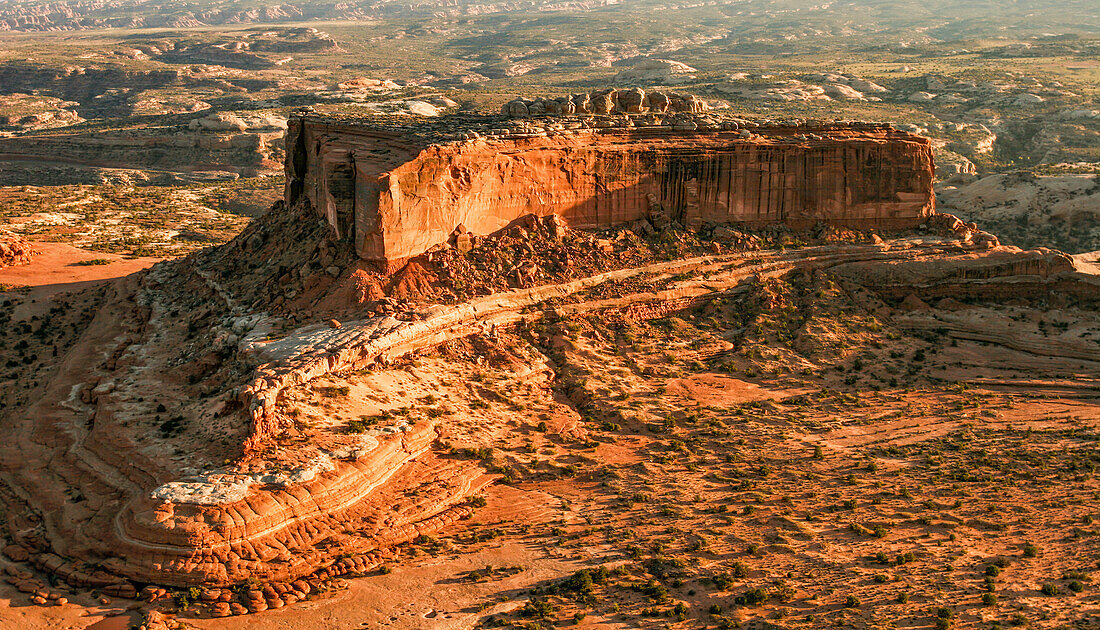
[0,241,161,305]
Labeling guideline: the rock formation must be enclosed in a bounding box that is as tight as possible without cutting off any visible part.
[3,104,1097,618]
[285,110,936,264]
[0,230,33,268]
[613,59,698,85]
[0,118,285,177]
[2,195,1096,598]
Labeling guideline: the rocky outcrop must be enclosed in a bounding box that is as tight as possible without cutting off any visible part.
[286,113,936,264]
[0,121,285,176]
[0,269,488,589]
[2,189,1097,597]
[501,88,707,117]
[938,172,1100,254]
[613,59,698,85]
[0,230,33,268]
[0,61,182,113]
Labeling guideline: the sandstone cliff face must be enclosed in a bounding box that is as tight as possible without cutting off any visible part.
[286,115,935,264]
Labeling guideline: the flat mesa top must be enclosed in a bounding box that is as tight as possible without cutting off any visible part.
[289,111,918,148]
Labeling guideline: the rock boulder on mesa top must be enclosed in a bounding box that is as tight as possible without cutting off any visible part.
[501,88,706,117]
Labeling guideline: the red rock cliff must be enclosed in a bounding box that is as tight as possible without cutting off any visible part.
[285,115,935,263]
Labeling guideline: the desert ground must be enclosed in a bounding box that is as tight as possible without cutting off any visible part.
[0,0,1097,629]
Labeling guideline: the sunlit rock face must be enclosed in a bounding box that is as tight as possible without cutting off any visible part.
[286,113,936,264]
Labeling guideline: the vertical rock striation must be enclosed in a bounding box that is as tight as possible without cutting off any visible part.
[285,112,936,265]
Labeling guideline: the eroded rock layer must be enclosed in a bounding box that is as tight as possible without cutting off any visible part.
[285,114,935,264]
[1,207,1098,597]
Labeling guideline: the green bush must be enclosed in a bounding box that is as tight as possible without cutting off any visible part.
[734,587,768,606]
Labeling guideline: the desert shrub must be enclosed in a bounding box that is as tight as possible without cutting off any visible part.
[1040,583,1059,596]
[632,579,669,603]
[560,566,610,596]
[521,599,555,618]
[172,591,191,609]
[982,592,997,605]
[711,572,734,590]
[735,587,768,606]
[672,602,689,620]
[1022,543,1039,558]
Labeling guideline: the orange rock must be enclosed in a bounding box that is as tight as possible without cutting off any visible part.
[104,581,137,599]
[229,602,248,615]
[2,544,29,562]
[287,115,934,264]
[14,579,37,593]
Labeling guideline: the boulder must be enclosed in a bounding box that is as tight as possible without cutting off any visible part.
[618,88,647,113]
